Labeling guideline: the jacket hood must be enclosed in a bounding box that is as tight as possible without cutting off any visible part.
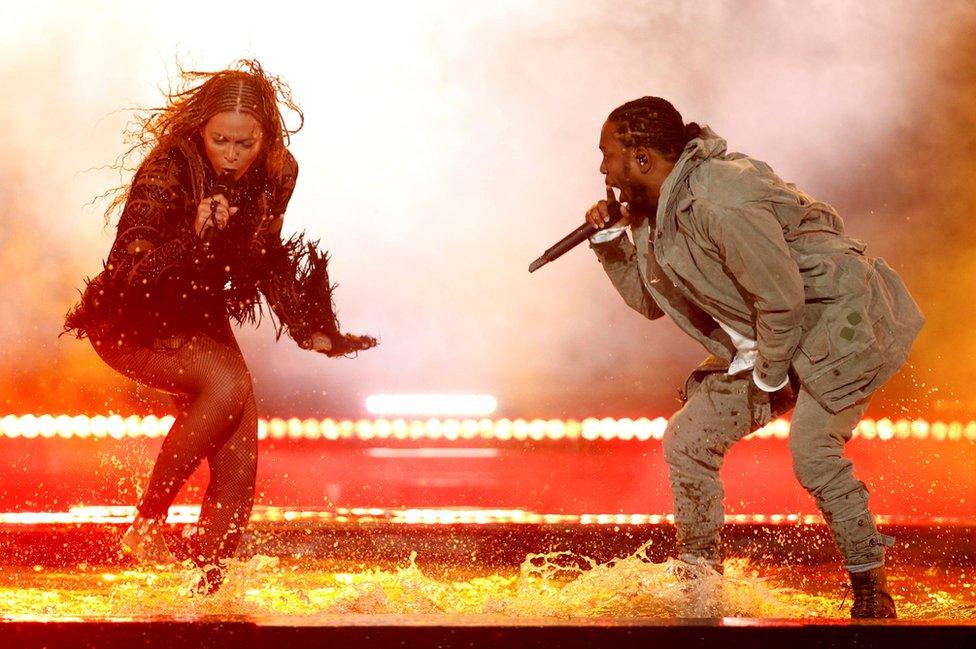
[675,125,727,176]
[657,125,726,212]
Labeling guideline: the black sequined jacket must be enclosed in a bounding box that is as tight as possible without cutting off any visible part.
[64,139,374,356]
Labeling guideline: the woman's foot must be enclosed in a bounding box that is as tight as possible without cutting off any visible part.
[192,562,226,596]
[120,514,177,565]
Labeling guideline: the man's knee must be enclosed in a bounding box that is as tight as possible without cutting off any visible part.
[790,453,822,494]
[789,434,859,500]
[663,411,703,469]
[788,429,822,486]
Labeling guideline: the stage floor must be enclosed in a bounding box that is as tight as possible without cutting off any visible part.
[2,413,974,645]
[1,513,973,618]
[4,618,976,649]
[1,513,973,647]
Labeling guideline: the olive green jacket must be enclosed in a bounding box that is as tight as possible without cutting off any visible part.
[592,126,924,413]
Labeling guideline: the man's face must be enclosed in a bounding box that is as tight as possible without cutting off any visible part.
[200,111,264,180]
[598,120,653,212]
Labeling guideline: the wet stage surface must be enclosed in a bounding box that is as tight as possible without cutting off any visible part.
[1,517,974,647]
[2,560,974,620]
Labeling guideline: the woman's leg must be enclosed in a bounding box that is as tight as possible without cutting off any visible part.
[193,390,259,566]
[92,331,254,539]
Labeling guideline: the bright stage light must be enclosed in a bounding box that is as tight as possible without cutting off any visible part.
[0,414,972,442]
[365,394,498,417]
[0,506,967,527]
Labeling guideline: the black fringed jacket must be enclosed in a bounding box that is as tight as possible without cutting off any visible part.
[65,140,347,352]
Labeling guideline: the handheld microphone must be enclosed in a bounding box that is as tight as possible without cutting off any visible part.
[202,172,236,245]
[528,186,624,273]
[212,172,236,201]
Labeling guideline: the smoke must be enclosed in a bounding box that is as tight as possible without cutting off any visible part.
[0,0,973,418]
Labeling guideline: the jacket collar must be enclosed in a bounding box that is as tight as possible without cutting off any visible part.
[655,125,726,223]
[652,125,726,247]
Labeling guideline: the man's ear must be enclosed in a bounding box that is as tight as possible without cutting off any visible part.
[634,147,651,172]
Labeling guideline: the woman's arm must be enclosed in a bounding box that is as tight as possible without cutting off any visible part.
[255,152,316,346]
[257,153,377,356]
[106,151,211,300]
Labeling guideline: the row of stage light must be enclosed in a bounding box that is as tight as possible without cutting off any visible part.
[0,505,970,527]
[0,414,973,442]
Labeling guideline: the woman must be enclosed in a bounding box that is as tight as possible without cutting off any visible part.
[63,60,376,594]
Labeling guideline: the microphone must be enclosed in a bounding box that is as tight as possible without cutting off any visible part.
[202,172,236,245]
[528,186,624,273]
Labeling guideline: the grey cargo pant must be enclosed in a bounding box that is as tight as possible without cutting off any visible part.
[663,371,893,572]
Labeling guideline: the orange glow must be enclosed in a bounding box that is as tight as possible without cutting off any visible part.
[0,414,973,442]
[0,3,972,430]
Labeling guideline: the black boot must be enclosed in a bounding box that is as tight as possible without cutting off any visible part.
[848,566,897,619]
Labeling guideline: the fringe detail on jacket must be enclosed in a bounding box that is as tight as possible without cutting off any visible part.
[244,232,378,358]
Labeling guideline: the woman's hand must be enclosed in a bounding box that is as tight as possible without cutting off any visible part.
[306,332,378,357]
[585,199,631,230]
[194,194,239,239]
[308,332,333,354]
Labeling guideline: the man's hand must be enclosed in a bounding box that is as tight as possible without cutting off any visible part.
[749,382,795,429]
[585,199,631,230]
[749,386,773,429]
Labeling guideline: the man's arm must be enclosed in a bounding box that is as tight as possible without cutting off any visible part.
[590,229,664,321]
[698,198,805,389]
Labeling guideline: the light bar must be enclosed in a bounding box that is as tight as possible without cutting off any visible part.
[0,506,969,528]
[365,394,498,417]
[0,415,972,442]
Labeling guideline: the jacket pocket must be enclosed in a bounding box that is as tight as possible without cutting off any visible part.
[797,313,893,412]
[798,324,830,364]
[803,344,885,408]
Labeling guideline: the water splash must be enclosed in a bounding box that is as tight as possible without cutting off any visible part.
[1,544,973,621]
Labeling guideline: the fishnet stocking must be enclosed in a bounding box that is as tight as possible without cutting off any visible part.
[92,320,258,567]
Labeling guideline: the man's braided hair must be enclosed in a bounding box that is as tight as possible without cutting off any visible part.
[607,97,702,161]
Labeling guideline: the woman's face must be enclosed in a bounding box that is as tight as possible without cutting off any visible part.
[200,111,264,180]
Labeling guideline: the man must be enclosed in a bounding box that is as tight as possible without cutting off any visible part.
[585,96,924,618]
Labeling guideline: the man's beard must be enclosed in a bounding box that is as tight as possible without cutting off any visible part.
[623,180,656,219]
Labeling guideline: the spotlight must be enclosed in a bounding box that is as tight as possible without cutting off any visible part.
[365,394,498,417]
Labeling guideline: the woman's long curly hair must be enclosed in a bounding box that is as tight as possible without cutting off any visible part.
[103,59,303,224]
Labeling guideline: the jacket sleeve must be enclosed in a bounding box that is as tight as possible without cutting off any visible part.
[105,152,212,302]
[256,154,378,356]
[255,153,314,346]
[590,233,664,321]
[698,197,805,388]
